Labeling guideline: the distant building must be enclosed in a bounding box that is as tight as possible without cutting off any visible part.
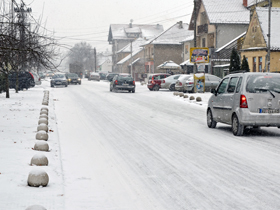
[108,23,164,72]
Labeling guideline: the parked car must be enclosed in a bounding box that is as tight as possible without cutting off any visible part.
[99,72,108,80]
[106,73,119,81]
[161,74,182,91]
[88,72,100,81]
[147,73,171,91]
[185,73,222,93]
[8,71,35,90]
[66,73,81,85]
[50,73,68,87]
[110,73,135,93]
[207,72,280,136]
[175,74,193,93]
[31,72,42,85]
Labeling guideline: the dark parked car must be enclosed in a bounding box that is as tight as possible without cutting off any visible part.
[8,71,35,90]
[66,73,81,85]
[110,73,135,93]
[147,73,170,91]
[106,73,119,82]
[50,74,68,87]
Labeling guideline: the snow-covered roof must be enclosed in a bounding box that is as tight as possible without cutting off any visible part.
[108,24,164,41]
[117,38,147,54]
[181,35,194,43]
[117,48,143,65]
[144,22,193,45]
[215,31,246,53]
[248,0,266,7]
[202,0,250,24]
[257,7,280,50]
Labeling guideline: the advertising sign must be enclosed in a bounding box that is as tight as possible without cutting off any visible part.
[190,47,209,63]
[194,73,205,93]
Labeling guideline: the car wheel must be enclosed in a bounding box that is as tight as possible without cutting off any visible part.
[65,84,68,87]
[149,88,153,91]
[232,114,244,136]
[207,109,217,128]
[110,86,112,92]
[153,85,159,91]
[132,89,135,93]
[169,84,175,91]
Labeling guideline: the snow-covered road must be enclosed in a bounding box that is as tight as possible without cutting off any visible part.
[52,79,280,210]
[1,78,280,210]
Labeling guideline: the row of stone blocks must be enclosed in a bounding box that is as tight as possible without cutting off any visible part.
[26,90,50,210]
[173,92,202,102]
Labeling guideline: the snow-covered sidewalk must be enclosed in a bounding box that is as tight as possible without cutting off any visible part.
[0,83,64,210]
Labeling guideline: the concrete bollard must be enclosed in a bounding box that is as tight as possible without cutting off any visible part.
[38,118,48,125]
[39,114,48,120]
[189,96,195,100]
[179,92,184,97]
[25,205,47,210]
[31,153,49,166]
[196,96,202,102]
[42,101,48,106]
[184,94,188,98]
[41,107,48,112]
[36,131,48,141]
[34,141,49,152]
[27,169,49,187]
[37,123,48,132]
[40,110,48,115]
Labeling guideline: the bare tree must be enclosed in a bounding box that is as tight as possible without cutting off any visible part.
[67,42,95,72]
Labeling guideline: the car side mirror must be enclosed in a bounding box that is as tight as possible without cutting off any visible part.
[211,88,217,96]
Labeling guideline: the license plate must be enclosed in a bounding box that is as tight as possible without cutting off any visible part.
[123,83,128,85]
[56,82,61,84]
[259,108,280,113]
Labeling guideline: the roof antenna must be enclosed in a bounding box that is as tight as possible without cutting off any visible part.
[130,19,133,28]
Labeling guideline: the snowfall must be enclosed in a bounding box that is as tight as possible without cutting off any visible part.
[1,78,280,210]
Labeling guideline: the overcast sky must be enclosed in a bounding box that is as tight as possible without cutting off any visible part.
[22,0,194,53]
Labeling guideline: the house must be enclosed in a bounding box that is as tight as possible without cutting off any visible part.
[116,38,146,81]
[188,0,250,73]
[241,7,280,72]
[142,21,193,74]
[107,23,164,72]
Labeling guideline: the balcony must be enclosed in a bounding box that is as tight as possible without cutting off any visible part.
[197,24,208,34]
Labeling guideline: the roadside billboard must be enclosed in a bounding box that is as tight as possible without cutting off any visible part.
[190,47,209,63]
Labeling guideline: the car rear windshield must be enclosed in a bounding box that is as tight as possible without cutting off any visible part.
[246,74,280,93]
[53,74,65,79]
[118,75,133,81]
[68,73,78,78]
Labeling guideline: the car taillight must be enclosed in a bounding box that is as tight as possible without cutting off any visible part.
[179,82,182,86]
[188,82,193,84]
[133,81,135,85]
[115,80,118,85]
[162,80,165,83]
[151,80,155,84]
[240,95,248,108]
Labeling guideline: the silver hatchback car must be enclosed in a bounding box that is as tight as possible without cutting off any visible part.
[207,72,280,136]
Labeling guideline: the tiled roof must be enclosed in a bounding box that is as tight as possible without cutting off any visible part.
[202,0,250,24]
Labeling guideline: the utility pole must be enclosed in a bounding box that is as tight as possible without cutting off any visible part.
[14,3,31,93]
[266,0,271,72]
[130,40,133,77]
[193,0,197,74]
[94,47,97,72]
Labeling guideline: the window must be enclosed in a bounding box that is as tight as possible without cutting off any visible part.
[202,38,206,47]
[253,57,256,72]
[236,77,243,93]
[258,57,262,72]
[227,77,239,93]
[217,78,229,94]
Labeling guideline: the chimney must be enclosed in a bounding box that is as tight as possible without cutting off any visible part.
[243,0,247,7]
[178,21,183,29]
